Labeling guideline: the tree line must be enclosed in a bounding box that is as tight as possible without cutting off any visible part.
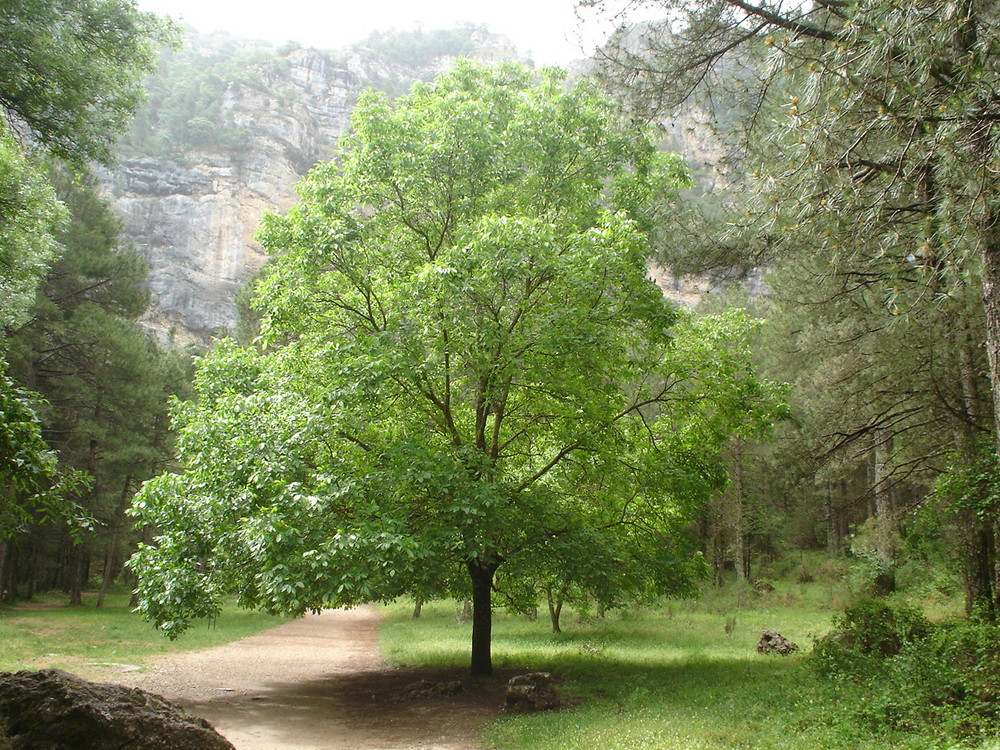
[593,0,1000,618]
[0,0,178,603]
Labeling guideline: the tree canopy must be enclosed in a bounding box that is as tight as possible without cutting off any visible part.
[0,0,174,167]
[130,60,784,674]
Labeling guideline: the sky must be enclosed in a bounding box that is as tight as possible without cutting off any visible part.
[134,0,659,66]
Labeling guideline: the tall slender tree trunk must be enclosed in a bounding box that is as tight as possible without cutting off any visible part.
[964,520,997,620]
[467,558,498,676]
[96,541,115,609]
[980,232,1000,616]
[25,544,36,599]
[981,135,1000,434]
[732,442,748,581]
[953,334,997,620]
[995,515,1000,618]
[68,550,87,606]
[0,540,7,601]
[872,428,896,595]
[97,475,133,609]
[825,482,840,559]
[713,531,725,587]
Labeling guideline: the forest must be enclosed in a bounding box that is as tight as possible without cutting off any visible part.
[3,0,1000,749]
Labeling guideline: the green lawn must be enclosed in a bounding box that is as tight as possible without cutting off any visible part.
[2,581,993,750]
[0,592,288,675]
[378,585,996,750]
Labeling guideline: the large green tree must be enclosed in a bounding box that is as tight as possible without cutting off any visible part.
[0,0,171,317]
[0,0,173,167]
[130,61,784,675]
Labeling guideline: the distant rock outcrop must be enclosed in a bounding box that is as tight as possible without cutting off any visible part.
[105,25,741,345]
[104,41,360,345]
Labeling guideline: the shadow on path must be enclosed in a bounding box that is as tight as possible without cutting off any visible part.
[110,607,505,750]
[184,666,509,750]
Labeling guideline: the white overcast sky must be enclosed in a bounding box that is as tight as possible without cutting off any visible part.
[134,0,661,66]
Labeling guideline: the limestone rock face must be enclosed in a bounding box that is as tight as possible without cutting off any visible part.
[105,29,727,345]
[105,32,527,346]
[105,46,358,346]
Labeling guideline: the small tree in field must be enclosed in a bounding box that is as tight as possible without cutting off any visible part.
[129,61,784,675]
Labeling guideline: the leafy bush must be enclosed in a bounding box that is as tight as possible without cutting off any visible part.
[850,621,1000,738]
[813,601,1000,739]
[815,599,930,672]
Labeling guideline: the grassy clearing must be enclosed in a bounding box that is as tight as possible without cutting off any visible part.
[0,591,289,675]
[378,581,993,750]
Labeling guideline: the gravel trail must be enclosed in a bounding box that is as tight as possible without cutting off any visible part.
[110,606,503,750]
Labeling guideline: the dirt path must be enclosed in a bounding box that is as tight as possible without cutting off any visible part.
[110,607,506,750]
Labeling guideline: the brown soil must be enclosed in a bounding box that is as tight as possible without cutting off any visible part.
[106,606,508,750]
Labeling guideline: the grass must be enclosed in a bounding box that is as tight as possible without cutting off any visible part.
[378,580,994,750]
[0,590,289,675]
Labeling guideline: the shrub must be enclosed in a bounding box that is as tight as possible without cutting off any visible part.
[857,600,930,653]
[814,599,930,674]
[813,601,1000,739]
[856,621,1000,737]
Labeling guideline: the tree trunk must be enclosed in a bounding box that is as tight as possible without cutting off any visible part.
[24,543,36,600]
[995,515,1000,617]
[713,530,725,587]
[97,475,134,609]
[732,442,748,581]
[0,541,7,601]
[963,516,997,620]
[546,584,566,634]
[467,559,498,676]
[982,187,1000,450]
[825,481,840,559]
[412,598,423,618]
[872,429,896,595]
[96,540,115,609]
[980,223,1000,614]
[68,550,87,606]
[954,335,997,621]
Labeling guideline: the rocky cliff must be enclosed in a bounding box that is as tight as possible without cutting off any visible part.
[105,29,521,345]
[104,27,724,345]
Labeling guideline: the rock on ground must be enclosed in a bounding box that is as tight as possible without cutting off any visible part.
[504,672,560,713]
[0,668,235,750]
[757,630,798,655]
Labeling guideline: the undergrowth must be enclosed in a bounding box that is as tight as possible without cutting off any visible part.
[815,599,1000,742]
